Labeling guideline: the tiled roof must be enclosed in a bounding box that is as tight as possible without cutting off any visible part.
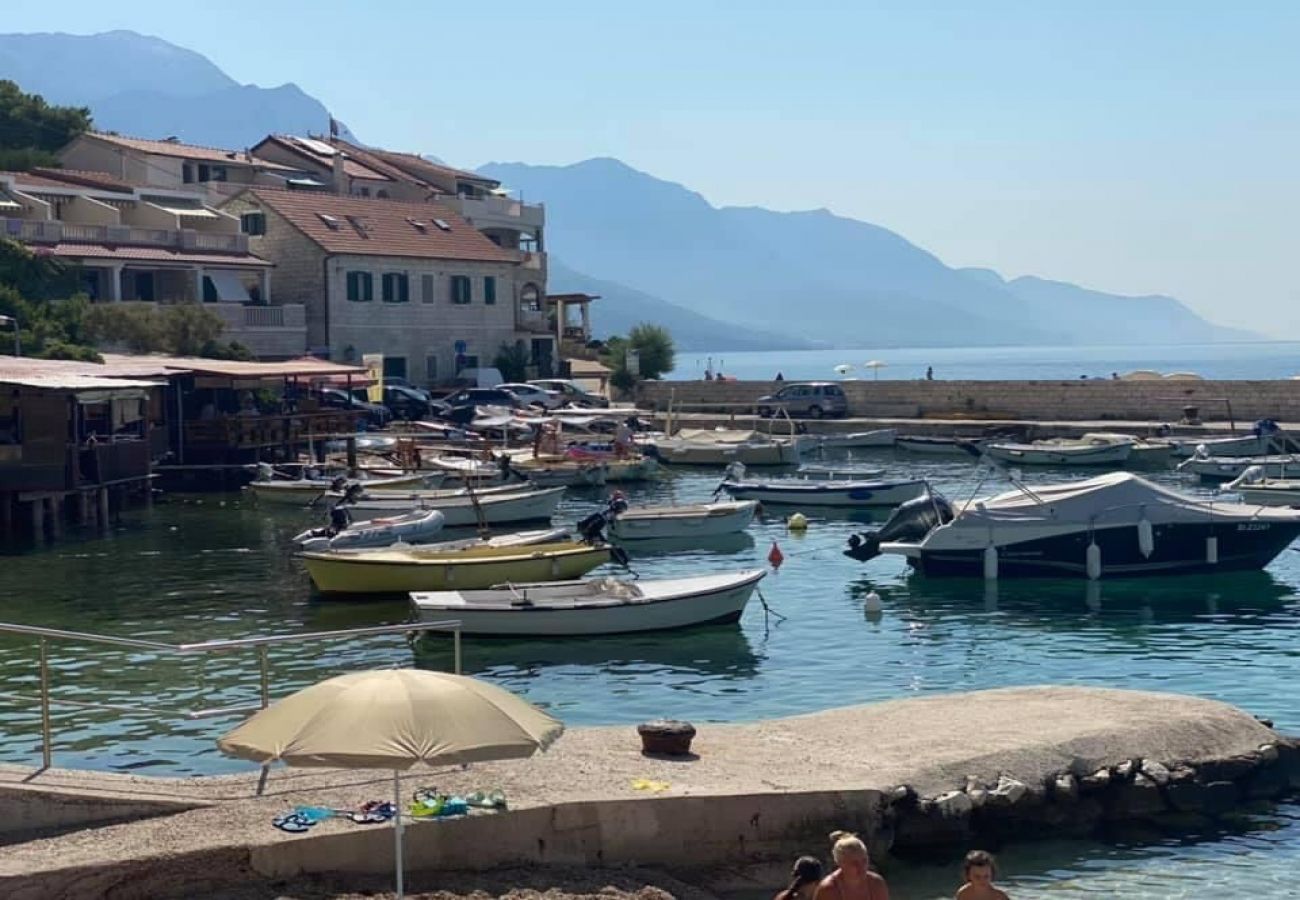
[360,146,497,187]
[243,190,519,263]
[85,133,297,170]
[48,242,273,267]
[0,353,364,381]
[28,168,137,192]
[257,136,394,182]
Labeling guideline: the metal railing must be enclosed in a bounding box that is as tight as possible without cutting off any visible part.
[0,619,461,771]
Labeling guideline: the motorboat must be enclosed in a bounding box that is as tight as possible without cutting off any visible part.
[603,456,659,483]
[814,429,897,450]
[1167,420,1296,459]
[293,508,446,552]
[1178,453,1300,482]
[1076,432,1173,467]
[1220,466,1300,507]
[895,435,977,455]
[983,436,1132,467]
[609,500,758,540]
[843,471,1300,579]
[645,428,808,466]
[507,455,608,487]
[409,569,766,636]
[719,463,926,508]
[247,468,442,504]
[336,486,566,527]
[797,464,885,480]
[300,541,613,595]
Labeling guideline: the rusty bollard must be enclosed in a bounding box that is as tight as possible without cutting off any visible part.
[637,719,697,756]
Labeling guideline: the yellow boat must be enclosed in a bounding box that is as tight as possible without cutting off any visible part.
[299,541,611,595]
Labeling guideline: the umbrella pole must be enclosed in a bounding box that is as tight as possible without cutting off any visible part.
[394,770,405,899]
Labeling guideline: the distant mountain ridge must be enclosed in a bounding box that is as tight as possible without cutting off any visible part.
[480,158,1253,348]
[0,30,352,148]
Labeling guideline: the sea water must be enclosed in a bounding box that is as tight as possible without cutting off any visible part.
[1,457,1299,896]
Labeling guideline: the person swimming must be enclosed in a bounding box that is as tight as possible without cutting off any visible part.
[814,831,889,900]
[955,850,1010,900]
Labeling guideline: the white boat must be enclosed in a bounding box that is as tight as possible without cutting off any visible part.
[331,527,571,556]
[609,500,758,540]
[721,468,928,507]
[603,456,659,483]
[248,470,442,504]
[798,464,886,480]
[509,457,608,487]
[845,471,1300,579]
[815,429,897,450]
[1179,453,1300,482]
[1078,432,1174,467]
[339,486,566,527]
[410,569,767,636]
[647,428,808,466]
[1167,433,1286,459]
[984,437,1132,467]
[1221,467,1300,507]
[293,508,446,552]
[895,435,976,455]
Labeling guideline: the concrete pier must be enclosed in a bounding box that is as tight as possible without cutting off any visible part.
[0,686,1294,899]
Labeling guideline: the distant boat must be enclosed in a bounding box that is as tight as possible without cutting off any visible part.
[337,486,566,526]
[815,428,897,450]
[895,435,975,455]
[646,428,808,466]
[720,462,927,507]
[984,436,1132,467]
[609,500,758,540]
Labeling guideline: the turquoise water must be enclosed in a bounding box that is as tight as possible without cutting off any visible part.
[2,454,1300,895]
[672,342,1300,382]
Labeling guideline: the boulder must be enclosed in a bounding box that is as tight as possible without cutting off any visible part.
[1139,760,1171,786]
[1051,773,1079,802]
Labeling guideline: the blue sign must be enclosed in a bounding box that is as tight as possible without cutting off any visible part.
[454,340,468,353]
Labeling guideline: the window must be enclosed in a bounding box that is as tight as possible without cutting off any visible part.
[240,212,266,236]
[425,354,438,383]
[483,276,496,305]
[197,164,209,182]
[421,274,435,303]
[383,357,407,380]
[317,213,341,230]
[182,163,195,184]
[346,271,373,302]
[357,187,370,197]
[450,275,471,305]
[433,218,452,232]
[382,272,410,303]
[210,166,228,182]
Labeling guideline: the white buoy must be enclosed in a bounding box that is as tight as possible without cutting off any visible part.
[1086,541,1102,580]
[787,512,809,532]
[1206,535,1218,564]
[983,545,998,580]
[1137,517,1154,558]
[864,590,883,613]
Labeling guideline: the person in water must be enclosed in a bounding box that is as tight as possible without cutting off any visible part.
[955,850,1009,900]
[774,855,824,900]
[813,832,889,900]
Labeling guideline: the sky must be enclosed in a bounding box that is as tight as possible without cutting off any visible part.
[5,1,1300,336]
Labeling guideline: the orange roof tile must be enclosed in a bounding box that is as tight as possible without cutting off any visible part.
[257,136,394,182]
[243,190,519,263]
[85,133,297,170]
[360,146,497,187]
[48,242,273,267]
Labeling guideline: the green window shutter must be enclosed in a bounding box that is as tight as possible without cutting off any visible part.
[399,274,409,303]
[346,271,358,301]
[363,273,373,302]
[484,276,496,305]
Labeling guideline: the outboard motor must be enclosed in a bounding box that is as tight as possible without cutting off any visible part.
[327,501,352,536]
[575,494,630,545]
[844,493,954,562]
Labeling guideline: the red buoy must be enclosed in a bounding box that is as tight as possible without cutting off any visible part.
[767,541,785,570]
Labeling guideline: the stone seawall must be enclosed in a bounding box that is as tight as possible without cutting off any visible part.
[636,379,1300,422]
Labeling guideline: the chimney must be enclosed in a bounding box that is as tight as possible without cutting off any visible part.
[333,153,347,195]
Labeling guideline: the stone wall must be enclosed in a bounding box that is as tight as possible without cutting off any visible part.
[637,379,1300,423]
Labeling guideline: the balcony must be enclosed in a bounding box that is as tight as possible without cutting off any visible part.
[207,303,308,360]
[517,308,552,334]
[447,194,545,231]
[0,217,248,253]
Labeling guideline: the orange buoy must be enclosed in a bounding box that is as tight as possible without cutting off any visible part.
[767,541,785,570]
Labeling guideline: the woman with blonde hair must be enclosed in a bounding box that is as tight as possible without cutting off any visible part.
[813,831,889,900]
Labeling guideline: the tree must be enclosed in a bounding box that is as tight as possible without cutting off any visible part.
[84,302,248,357]
[0,80,92,171]
[492,342,529,382]
[626,323,675,380]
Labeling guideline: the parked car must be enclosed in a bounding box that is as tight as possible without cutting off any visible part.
[317,387,391,429]
[380,377,433,403]
[528,379,610,409]
[756,382,848,419]
[451,367,505,388]
[444,388,525,410]
[354,385,432,421]
[498,382,563,410]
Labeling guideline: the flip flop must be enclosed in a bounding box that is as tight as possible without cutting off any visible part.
[349,801,396,824]
[273,812,312,833]
[293,805,336,823]
[438,796,469,817]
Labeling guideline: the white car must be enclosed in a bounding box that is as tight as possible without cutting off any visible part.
[498,383,564,410]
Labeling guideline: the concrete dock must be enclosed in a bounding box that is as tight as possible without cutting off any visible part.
[0,686,1293,899]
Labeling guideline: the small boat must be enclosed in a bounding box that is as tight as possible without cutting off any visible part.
[798,464,885,480]
[603,456,659,483]
[509,456,608,487]
[1077,432,1174,467]
[815,429,897,450]
[300,541,612,595]
[610,500,758,540]
[410,569,766,636]
[1178,454,1300,482]
[1168,434,1278,459]
[338,486,566,527]
[721,475,927,508]
[895,435,976,455]
[248,470,442,504]
[293,508,446,552]
[646,428,807,466]
[844,471,1300,579]
[1221,467,1300,507]
[984,436,1132,467]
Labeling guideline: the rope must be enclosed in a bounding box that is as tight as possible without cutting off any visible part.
[755,585,786,631]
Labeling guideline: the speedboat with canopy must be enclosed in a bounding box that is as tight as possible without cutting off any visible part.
[844,471,1300,579]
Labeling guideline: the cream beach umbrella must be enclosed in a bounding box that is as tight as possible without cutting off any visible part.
[833,364,854,376]
[218,669,563,899]
[863,360,887,380]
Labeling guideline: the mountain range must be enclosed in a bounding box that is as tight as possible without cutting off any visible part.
[0,30,1253,350]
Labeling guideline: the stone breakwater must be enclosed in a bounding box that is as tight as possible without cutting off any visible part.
[0,686,1292,899]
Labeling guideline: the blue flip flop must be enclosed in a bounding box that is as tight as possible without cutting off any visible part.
[273,812,312,833]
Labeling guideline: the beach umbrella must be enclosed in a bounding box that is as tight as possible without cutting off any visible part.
[217,669,563,899]
[833,364,854,376]
[863,360,887,380]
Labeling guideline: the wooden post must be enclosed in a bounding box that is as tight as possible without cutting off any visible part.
[77,491,90,525]
[97,488,109,530]
[46,497,62,540]
[30,498,45,541]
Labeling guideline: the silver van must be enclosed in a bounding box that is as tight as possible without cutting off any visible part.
[756,382,849,419]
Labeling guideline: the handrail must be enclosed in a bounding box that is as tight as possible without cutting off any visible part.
[0,618,462,772]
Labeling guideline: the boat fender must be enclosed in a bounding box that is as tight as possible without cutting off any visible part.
[787,512,809,532]
[1206,535,1218,565]
[864,590,883,613]
[1086,541,1102,580]
[983,545,998,580]
[1137,517,1154,558]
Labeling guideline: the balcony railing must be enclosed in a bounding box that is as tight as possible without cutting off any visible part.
[517,309,552,334]
[449,194,544,228]
[0,217,248,253]
[207,303,306,331]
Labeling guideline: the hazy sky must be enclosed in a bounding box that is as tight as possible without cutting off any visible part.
[6,1,1299,335]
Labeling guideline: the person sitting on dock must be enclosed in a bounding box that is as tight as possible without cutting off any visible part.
[955,850,1009,900]
[814,832,889,900]
[774,855,824,900]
